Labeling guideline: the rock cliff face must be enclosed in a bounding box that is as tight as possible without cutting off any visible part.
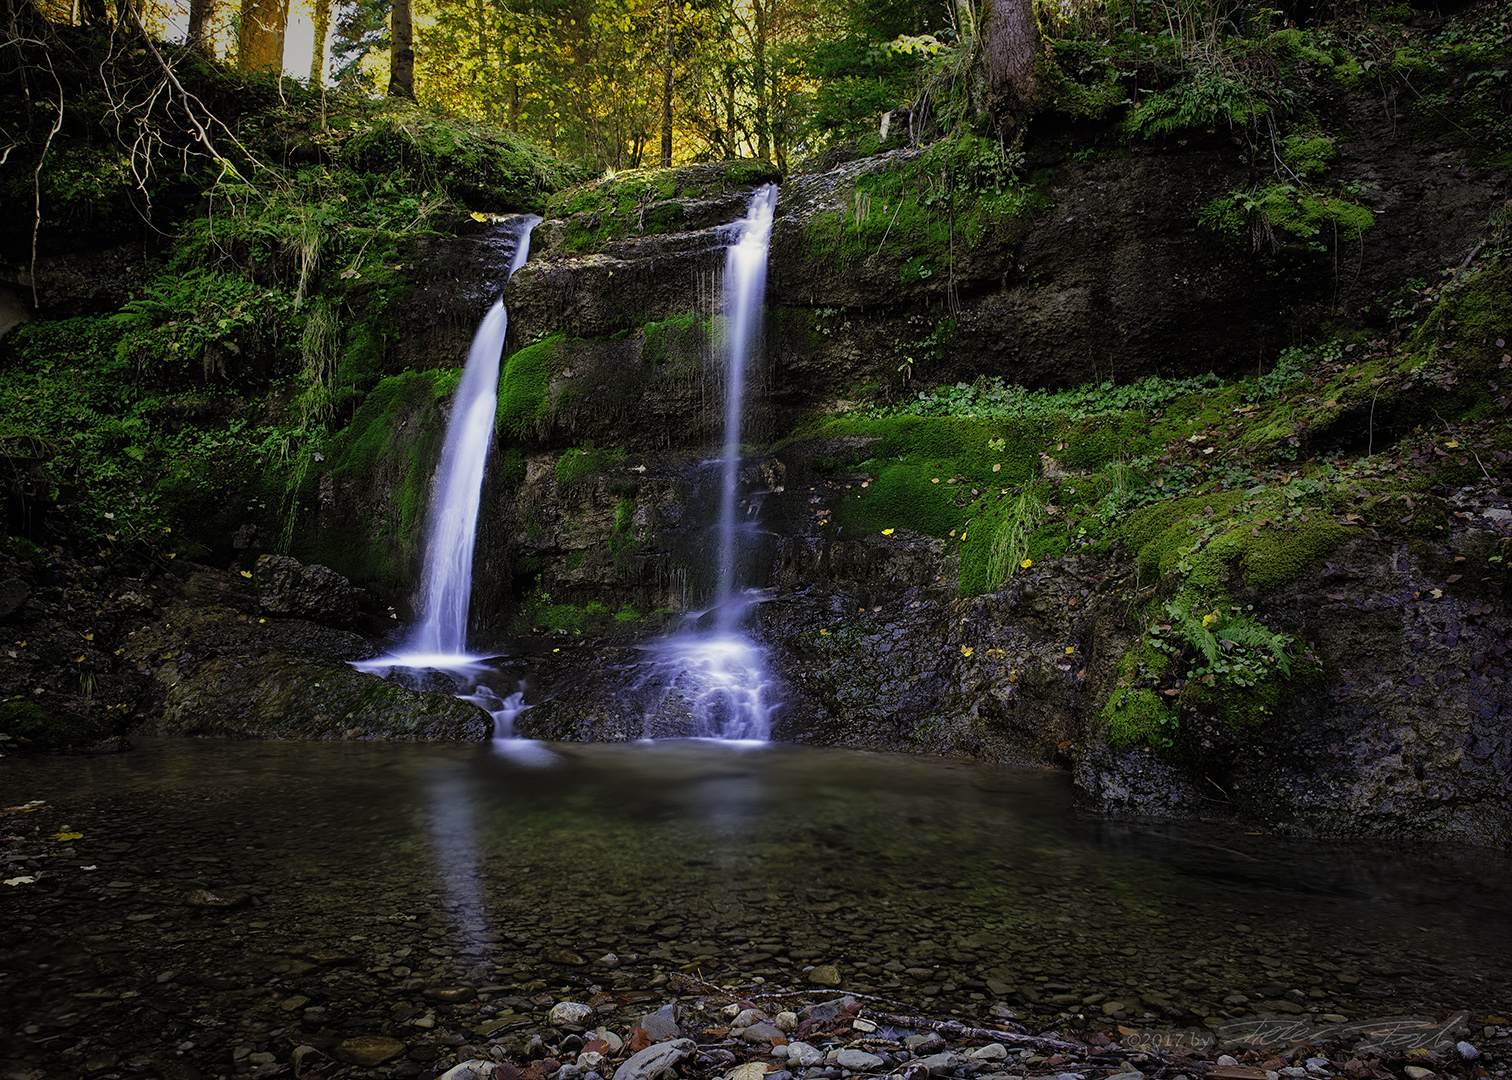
[9,82,1494,842]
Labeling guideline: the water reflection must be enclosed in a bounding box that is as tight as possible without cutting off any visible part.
[1,736,1509,1067]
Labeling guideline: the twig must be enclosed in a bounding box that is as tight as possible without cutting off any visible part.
[29,51,65,310]
[865,1011,1075,1051]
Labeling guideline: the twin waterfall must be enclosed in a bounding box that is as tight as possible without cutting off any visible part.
[360,187,779,744]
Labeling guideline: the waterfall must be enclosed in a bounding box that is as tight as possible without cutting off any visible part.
[713,184,778,629]
[367,215,540,667]
[638,184,779,742]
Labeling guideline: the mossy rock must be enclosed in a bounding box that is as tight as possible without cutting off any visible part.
[0,699,116,750]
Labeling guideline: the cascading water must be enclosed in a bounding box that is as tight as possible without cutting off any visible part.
[638,185,780,743]
[355,214,542,747]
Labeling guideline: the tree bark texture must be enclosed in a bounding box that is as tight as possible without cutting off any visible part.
[982,0,1038,131]
[187,0,216,57]
[307,0,330,81]
[388,0,415,99]
[659,0,673,167]
[237,0,288,71]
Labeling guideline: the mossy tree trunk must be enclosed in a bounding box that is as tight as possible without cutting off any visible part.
[308,0,330,81]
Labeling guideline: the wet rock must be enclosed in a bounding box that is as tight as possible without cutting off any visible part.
[0,578,29,619]
[551,1002,595,1028]
[255,554,358,629]
[786,1043,823,1068]
[333,1035,408,1066]
[637,1007,681,1041]
[427,985,479,1003]
[741,1022,786,1046]
[611,1038,695,1080]
[807,964,842,987]
[829,1049,886,1070]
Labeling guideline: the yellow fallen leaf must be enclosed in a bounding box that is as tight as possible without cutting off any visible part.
[1065,647,1075,655]
[470,211,488,221]
[1202,613,1218,627]
[1019,558,1033,569]
[881,528,895,535]
[819,628,830,635]
[50,832,83,842]
[960,646,974,657]
[931,478,940,484]
[992,464,1001,472]
[240,570,253,578]
[82,632,93,641]
[1446,440,1459,448]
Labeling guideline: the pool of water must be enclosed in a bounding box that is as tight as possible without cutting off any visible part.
[2,738,1509,1074]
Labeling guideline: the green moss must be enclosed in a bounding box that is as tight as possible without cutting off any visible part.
[498,334,561,440]
[1201,183,1375,246]
[1102,687,1178,748]
[0,699,55,735]
[1281,133,1337,177]
[642,312,709,370]
[805,133,1047,272]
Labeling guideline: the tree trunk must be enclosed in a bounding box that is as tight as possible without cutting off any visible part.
[752,0,768,161]
[388,0,415,99]
[659,0,673,167]
[981,0,1039,131]
[187,0,215,56]
[237,0,289,71]
[307,0,330,81]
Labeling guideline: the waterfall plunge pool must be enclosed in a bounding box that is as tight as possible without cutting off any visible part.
[2,738,1509,1073]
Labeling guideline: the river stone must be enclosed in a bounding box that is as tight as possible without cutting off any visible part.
[786,1042,823,1067]
[611,1038,695,1080]
[637,1009,681,1041]
[808,964,842,986]
[440,1062,499,1080]
[776,1011,799,1032]
[830,1049,886,1070]
[733,1008,771,1027]
[920,1053,965,1075]
[551,1001,595,1028]
[968,1045,1009,1060]
[334,1035,407,1066]
[742,1022,785,1045]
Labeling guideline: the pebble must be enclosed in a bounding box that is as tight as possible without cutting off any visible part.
[808,965,842,987]
[551,1002,596,1029]
[333,1035,407,1066]
[967,1044,1009,1061]
[828,1050,885,1071]
[1404,1069,1435,1080]
[776,1012,799,1032]
[787,1042,824,1067]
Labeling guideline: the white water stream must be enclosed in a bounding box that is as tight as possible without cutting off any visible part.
[360,189,781,745]
[354,215,541,744]
[639,184,779,742]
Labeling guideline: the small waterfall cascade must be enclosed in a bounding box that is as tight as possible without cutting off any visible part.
[640,184,780,742]
[354,214,546,754]
[400,214,540,664]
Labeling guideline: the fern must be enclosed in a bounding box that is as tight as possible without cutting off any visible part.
[1217,615,1293,677]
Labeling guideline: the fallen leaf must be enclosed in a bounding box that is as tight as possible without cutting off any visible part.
[881,528,895,536]
[1446,574,1462,583]
[992,464,1001,472]
[1019,558,1033,569]
[961,646,974,657]
[240,570,253,578]
[3,876,37,886]
[1327,593,1345,600]
[50,831,83,842]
